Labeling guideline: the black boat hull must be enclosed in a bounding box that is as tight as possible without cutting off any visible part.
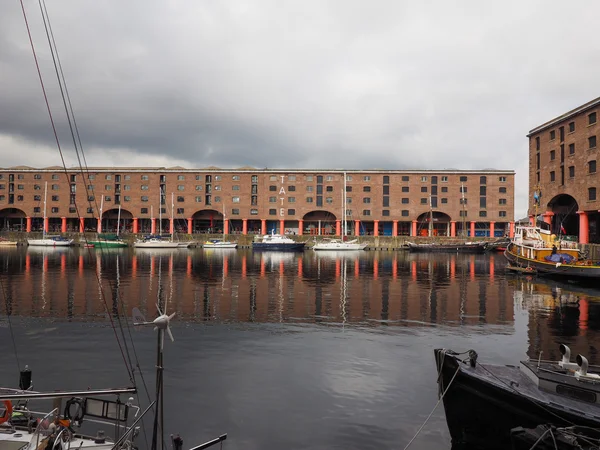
[407,242,487,253]
[434,349,600,450]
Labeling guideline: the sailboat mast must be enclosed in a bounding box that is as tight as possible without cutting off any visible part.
[43,181,47,238]
[343,172,347,238]
[99,194,104,235]
[159,187,162,235]
[223,203,226,242]
[461,183,466,237]
[117,204,121,237]
[429,194,433,237]
[171,192,174,242]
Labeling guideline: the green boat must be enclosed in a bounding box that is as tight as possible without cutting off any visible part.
[88,233,128,248]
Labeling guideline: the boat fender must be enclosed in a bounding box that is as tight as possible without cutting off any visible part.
[64,397,85,423]
[0,400,12,424]
[468,350,478,368]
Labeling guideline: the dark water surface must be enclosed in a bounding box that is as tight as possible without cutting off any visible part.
[1,247,599,450]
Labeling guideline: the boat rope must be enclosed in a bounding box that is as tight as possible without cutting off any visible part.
[523,426,557,450]
[402,352,462,450]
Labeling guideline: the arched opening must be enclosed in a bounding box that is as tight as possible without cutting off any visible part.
[416,211,452,236]
[0,208,27,231]
[101,208,134,234]
[303,210,339,236]
[192,209,223,234]
[547,194,579,239]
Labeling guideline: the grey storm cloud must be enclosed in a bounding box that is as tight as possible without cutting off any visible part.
[2,0,600,218]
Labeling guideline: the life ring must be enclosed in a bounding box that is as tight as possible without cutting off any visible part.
[0,400,12,424]
[64,398,85,422]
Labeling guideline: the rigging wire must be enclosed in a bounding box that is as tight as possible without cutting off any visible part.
[19,0,135,385]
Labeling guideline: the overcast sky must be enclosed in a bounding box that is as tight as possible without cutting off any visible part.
[1,1,599,219]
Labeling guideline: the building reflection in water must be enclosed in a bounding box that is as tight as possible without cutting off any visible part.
[0,248,525,330]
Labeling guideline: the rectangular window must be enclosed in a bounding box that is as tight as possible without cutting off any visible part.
[480,197,486,208]
[569,166,575,178]
[441,186,448,193]
[195,196,202,202]
[402,198,409,204]
[34,195,41,201]
[124,175,131,180]
[382,210,390,216]
[459,210,467,217]
[34,174,41,179]
[214,176,221,181]
[383,196,389,207]
[589,112,597,125]
[52,184,59,190]
[306,186,313,192]
[51,195,59,201]
[460,176,467,182]
[362,210,371,216]
[421,176,427,182]
[178,175,185,181]
[288,209,296,215]
[124,185,131,191]
[479,211,487,217]
[569,143,575,155]
[232,175,240,181]
[383,176,389,184]
[589,161,597,173]
[401,210,409,217]
[499,187,507,194]
[141,175,148,180]
[231,208,240,215]
[460,186,467,193]
[550,150,555,160]
[52,174,59,180]
[326,175,333,181]
[306,197,313,203]
[290,197,297,203]
[499,176,507,182]
[105,196,111,202]
[177,196,184,202]
[480,186,486,195]
[550,130,556,140]
[105,185,112,190]
[421,186,427,193]
[363,186,370,192]
[269,196,277,203]
[306,175,313,182]
[141,185,149,191]
[214,186,221,191]
[420,198,427,204]
[550,171,556,181]
[589,187,596,201]
[363,176,371,181]
[105,175,112,180]
[441,198,447,204]
[269,209,276,215]
[363,198,371,204]
[124,196,131,202]
[141,196,149,202]
[175,208,184,214]
[251,175,258,183]
[479,176,486,184]
[499,198,507,205]
[141,207,148,214]
[232,196,240,203]
[569,121,575,132]
[288,175,296,181]
[250,209,258,215]
[589,136,597,149]
[402,176,409,182]
[383,186,390,195]
[317,175,323,183]
[17,195,23,201]
[402,186,409,192]
[288,186,296,192]
[269,175,277,181]
[51,207,59,213]
[269,185,277,191]
[195,185,202,191]
[460,198,467,205]
[177,185,185,191]
[441,176,448,182]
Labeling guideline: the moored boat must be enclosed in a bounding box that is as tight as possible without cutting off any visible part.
[202,239,238,249]
[406,241,487,253]
[435,344,600,450]
[504,222,600,279]
[133,235,179,249]
[252,231,305,251]
[87,233,128,248]
[312,237,367,251]
[0,237,19,246]
[27,236,73,247]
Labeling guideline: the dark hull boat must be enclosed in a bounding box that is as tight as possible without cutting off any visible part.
[434,346,600,450]
[407,241,487,253]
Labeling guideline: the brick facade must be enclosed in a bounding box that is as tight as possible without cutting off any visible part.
[528,96,600,243]
[0,167,515,237]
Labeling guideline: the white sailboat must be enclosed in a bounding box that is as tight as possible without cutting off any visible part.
[27,182,73,247]
[203,204,238,249]
[134,190,179,248]
[313,172,367,251]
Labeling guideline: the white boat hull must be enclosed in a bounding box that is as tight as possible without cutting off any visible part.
[313,240,367,251]
[27,238,73,247]
[134,241,179,248]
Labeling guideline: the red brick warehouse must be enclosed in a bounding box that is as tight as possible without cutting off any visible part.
[0,167,515,237]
